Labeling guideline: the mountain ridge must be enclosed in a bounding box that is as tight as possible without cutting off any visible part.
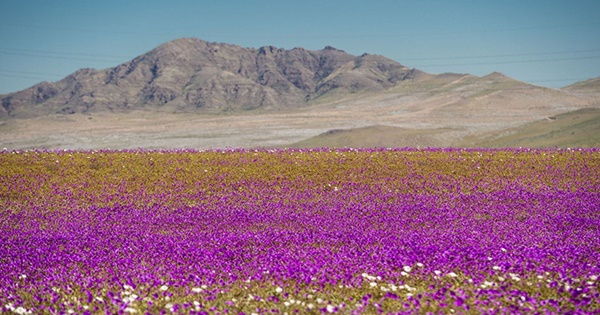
[1,38,421,118]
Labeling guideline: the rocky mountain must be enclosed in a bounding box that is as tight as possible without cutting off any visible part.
[0,38,420,118]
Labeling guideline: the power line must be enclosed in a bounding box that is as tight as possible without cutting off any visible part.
[400,49,600,61]
[2,43,599,61]
[0,69,66,77]
[0,50,127,63]
[3,21,599,38]
[0,46,132,59]
[0,73,51,81]
[2,44,599,69]
[413,55,600,68]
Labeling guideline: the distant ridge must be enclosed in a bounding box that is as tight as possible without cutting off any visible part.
[0,38,419,118]
[563,77,600,95]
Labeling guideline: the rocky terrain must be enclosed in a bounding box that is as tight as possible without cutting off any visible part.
[1,38,417,118]
[0,37,599,149]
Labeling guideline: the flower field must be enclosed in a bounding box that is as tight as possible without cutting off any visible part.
[1,148,599,314]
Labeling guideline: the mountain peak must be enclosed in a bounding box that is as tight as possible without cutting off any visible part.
[323,45,344,52]
[482,71,511,80]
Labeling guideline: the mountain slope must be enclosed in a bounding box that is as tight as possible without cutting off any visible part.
[562,77,600,96]
[286,125,448,148]
[467,108,600,148]
[0,38,415,118]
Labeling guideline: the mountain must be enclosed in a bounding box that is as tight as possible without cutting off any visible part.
[0,38,419,118]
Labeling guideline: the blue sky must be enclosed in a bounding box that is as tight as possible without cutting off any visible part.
[1,0,599,94]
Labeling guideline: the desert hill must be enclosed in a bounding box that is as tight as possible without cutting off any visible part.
[286,108,600,149]
[0,37,599,149]
[468,107,600,148]
[563,77,600,96]
[0,38,418,118]
[286,125,448,148]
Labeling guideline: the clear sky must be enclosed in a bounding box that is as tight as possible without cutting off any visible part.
[1,0,599,94]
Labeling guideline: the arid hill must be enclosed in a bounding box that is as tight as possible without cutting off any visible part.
[1,38,419,118]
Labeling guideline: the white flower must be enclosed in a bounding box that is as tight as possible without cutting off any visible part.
[275,286,283,293]
[123,284,134,291]
[447,272,458,277]
[307,303,314,309]
[403,266,412,272]
[164,303,173,311]
[492,266,501,270]
[416,262,424,267]
[124,307,137,313]
[434,270,442,276]
[590,275,598,281]
[326,304,335,313]
[316,298,324,304]
[6,304,31,314]
[370,282,377,287]
[122,294,138,303]
[284,302,290,307]
[160,285,168,291]
[192,287,202,293]
[501,248,507,252]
